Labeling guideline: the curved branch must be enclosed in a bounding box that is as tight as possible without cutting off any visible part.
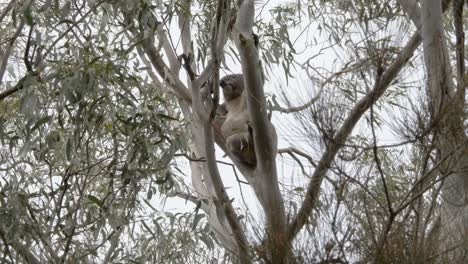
[172,191,199,204]
[271,88,321,113]
[177,0,250,260]
[203,122,250,261]
[278,147,317,168]
[272,61,366,113]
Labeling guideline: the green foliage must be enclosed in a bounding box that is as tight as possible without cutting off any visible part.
[1,0,464,262]
[0,0,221,262]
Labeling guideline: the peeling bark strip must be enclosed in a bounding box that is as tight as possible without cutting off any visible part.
[287,31,423,242]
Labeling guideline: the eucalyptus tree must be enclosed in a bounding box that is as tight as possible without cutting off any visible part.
[0,0,221,263]
[0,0,466,263]
[113,0,467,262]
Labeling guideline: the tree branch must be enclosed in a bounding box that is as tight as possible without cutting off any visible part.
[122,13,192,103]
[0,0,16,25]
[453,0,465,99]
[190,38,251,264]
[272,61,366,113]
[287,30,423,242]
[232,0,290,261]
[177,1,250,260]
[0,75,27,101]
[234,7,276,170]
[203,122,250,261]
[278,147,317,168]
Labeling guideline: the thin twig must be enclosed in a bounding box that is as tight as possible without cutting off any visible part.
[0,0,15,25]
[272,61,366,113]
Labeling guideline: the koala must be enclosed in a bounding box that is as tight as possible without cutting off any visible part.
[220,74,256,166]
[220,74,277,167]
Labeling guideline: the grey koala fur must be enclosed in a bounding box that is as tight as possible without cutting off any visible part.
[220,74,277,167]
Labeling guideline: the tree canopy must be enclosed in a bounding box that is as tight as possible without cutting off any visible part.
[0,0,466,263]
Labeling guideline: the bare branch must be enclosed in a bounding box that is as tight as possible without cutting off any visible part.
[134,44,163,87]
[370,98,393,215]
[234,13,276,170]
[203,122,250,260]
[171,192,199,204]
[0,0,15,25]
[278,147,317,168]
[24,23,34,72]
[193,62,214,90]
[158,27,181,75]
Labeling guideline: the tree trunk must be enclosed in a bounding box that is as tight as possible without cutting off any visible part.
[421,1,468,262]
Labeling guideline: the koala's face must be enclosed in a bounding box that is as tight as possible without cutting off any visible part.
[220,74,244,101]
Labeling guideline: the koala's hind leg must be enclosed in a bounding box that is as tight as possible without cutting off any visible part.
[226,132,256,167]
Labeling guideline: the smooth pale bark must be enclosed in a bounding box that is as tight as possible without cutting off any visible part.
[122,3,249,259]
[178,1,250,259]
[421,0,468,261]
[231,1,292,262]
